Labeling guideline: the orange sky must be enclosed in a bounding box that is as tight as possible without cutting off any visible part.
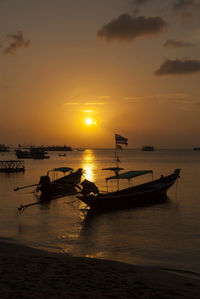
[0,0,200,148]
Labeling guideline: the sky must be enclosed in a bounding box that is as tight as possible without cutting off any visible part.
[0,0,200,148]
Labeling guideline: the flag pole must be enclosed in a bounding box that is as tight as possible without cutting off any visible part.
[114,134,128,190]
[114,135,120,190]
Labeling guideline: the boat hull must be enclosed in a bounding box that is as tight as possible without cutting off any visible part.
[39,183,76,197]
[78,169,180,212]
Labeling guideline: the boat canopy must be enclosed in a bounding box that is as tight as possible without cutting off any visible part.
[48,167,73,175]
[54,167,73,173]
[102,167,124,172]
[106,170,153,181]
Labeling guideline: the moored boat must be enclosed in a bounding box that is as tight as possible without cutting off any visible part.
[0,144,9,152]
[14,167,83,196]
[16,147,50,159]
[16,167,83,212]
[78,169,181,212]
[77,134,180,212]
[37,167,83,197]
[15,149,32,159]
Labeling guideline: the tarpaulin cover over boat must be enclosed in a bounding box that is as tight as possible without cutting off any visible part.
[102,167,124,172]
[106,170,153,181]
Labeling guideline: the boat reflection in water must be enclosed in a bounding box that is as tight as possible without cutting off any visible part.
[81,149,96,182]
[79,149,96,211]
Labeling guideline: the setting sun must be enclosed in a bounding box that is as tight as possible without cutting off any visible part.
[85,118,92,125]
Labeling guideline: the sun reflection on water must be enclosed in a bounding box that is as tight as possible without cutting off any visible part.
[81,149,96,182]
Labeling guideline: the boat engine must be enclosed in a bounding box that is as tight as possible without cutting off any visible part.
[37,175,51,192]
[81,179,99,195]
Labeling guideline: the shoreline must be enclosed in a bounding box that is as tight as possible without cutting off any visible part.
[1,240,200,298]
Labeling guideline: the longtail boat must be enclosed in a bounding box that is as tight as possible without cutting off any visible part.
[77,134,180,212]
[37,167,83,197]
[78,169,180,212]
[14,167,83,197]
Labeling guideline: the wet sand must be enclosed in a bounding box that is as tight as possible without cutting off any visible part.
[1,240,200,298]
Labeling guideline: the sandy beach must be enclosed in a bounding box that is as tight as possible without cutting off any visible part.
[1,241,200,298]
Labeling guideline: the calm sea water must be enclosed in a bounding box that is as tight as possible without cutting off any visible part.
[1,149,200,274]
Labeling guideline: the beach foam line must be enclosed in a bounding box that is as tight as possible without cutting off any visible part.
[160,267,200,280]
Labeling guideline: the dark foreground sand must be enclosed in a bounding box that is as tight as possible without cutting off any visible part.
[1,241,200,298]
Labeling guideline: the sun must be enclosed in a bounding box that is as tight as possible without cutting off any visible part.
[85,118,93,125]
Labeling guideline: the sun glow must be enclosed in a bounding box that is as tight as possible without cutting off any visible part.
[85,118,93,125]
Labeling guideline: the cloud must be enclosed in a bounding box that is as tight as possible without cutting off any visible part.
[64,101,109,106]
[155,58,200,75]
[163,39,194,48]
[97,14,167,42]
[64,102,79,105]
[172,0,200,21]
[81,110,96,113]
[3,31,31,55]
[172,0,200,11]
[84,102,108,105]
[124,93,199,105]
[153,93,198,104]
[97,95,111,99]
[128,0,151,4]
[128,0,200,23]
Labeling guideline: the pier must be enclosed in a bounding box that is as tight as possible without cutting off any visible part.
[0,160,25,173]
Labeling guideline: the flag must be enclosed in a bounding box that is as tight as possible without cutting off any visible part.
[115,134,128,146]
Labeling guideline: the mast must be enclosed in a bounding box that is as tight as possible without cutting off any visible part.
[114,134,128,190]
[114,138,120,190]
[104,134,128,191]
[114,145,120,172]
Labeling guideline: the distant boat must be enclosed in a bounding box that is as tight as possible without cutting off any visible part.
[0,144,9,152]
[15,146,49,159]
[142,146,155,151]
[15,149,32,159]
[43,145,72,151]
[77,134,180,212]
[58,153,67,156]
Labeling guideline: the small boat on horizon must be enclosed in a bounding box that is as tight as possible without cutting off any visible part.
[142,146,155,151]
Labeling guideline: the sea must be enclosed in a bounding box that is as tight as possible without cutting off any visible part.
[0,148,200,274]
